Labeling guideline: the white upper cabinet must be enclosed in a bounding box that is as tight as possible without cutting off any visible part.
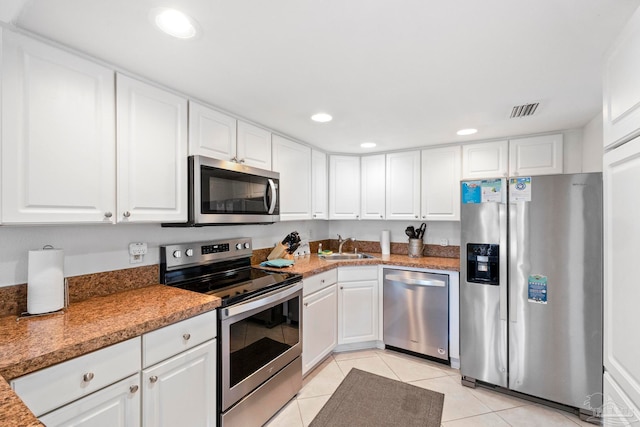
[508,134,563,176]
[116,74,188,223]
[361,155,386,220]
[386,151,421,220]
[1,30,116,224]
[329,155,361,220]
[462,140,509,179]
[237,121,272,170]
[311,150,328,219]
[272,135,312,221]
[603,8,640,149]
[421,146,461,221]
[188,101,237,159]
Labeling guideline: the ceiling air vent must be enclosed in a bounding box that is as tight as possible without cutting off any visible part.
[510,103,539,118]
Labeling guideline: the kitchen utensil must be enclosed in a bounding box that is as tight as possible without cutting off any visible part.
[405,226,415,238]
[416,223,426,239]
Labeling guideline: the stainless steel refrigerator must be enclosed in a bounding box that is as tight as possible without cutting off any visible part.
[460,173,603,418]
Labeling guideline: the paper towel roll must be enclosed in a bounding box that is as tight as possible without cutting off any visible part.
[27,248,65,315]
[380,230,391,255]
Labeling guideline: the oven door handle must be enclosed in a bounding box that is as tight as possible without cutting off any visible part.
[221,281,302,319]
[264,179,277,214]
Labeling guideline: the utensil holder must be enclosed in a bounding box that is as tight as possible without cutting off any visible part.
[408,238,424,258]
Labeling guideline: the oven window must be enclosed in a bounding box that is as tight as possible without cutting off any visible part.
[229,296,300,387]
[201,167,273,214]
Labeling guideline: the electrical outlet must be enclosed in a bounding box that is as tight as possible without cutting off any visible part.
[439,239,448,246]
[129,242,148,264]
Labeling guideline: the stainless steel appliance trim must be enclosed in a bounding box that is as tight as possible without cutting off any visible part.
[499,200,508,321]
[194,155,279,180]
[384,273,446,287]
[267,178,277,214]
[221,281,303,319]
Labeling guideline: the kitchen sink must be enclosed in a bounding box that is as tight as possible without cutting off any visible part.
[319,253,376,261]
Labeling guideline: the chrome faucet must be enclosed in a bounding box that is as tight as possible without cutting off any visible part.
[337,234,357,254]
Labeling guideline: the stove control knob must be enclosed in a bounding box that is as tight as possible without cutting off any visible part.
[244,242,250,249]
[185,249,194,257]
[173,250,182,258]
[235,243,242,250]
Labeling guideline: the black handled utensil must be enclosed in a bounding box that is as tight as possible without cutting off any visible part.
[416,223,426,239]
[405,226,416,238]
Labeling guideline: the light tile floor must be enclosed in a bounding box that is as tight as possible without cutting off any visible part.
[265,348,596,427]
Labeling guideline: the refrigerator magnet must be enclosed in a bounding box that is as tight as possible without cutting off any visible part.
[528,274,548,304]
[461,181,482,204]
[509,177,532,202]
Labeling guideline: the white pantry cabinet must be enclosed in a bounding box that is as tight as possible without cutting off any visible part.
[116,74,188,223]
[236,121,272,170]
[421,146,461,221]
[603,8,640,149]
[311,150,329,219]
[386,151,421,220]
[329,155,361,219]
[461,140,509,179]
[337,266,379,346]
[1,30,116,224]
[188,101,237,159]
[302,269,338,375]
[360,154,386,220]
[272,135,312,221]
[508,134,563,176]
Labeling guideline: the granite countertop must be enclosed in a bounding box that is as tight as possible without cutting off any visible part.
[0,284,221,427]
[256,252,460,277]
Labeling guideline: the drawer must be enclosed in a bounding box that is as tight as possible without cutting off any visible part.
[143,310,217,368]
[11,337,141,417]
[338,265,379,282]
[303,269,338,296]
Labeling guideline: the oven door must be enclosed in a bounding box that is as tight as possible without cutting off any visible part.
[191,155,280,224]
[219,281,302,411]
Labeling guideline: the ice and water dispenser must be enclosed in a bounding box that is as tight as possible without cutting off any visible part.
[466,244,499,285]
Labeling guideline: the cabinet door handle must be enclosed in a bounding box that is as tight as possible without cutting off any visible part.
[304,302,309,307]
[123,211,131,218]
[83,372,94,382]
[239,158,246,164]
[320,279,325,284]
[183,333,191,341]
[149,376,158,383]
[340,286,344,290]
[104,212,113,218]
[380,215,383,219]
[130,385,139,393]
[415,215,418,218]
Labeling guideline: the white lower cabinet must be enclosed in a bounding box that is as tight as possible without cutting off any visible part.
[142,341,216,427]
[39,374,141,427]
[302,270,338,375]
[337,266,379,346]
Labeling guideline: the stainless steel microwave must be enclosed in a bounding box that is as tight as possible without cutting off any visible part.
[183,155,279,225]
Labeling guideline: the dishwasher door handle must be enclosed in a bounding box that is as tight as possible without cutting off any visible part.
[384,274,446,287]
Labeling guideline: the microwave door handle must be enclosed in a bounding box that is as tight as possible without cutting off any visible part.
[266,179,277,214]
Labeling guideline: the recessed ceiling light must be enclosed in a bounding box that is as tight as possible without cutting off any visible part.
[152,8,198,39]
[457,128,478,136]
[311,113,332,123]
[360,142,377,148]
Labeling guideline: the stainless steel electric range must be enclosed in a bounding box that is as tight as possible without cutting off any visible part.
[160,238,302,427]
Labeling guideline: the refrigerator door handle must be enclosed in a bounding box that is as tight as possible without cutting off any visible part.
[499,201,508,321]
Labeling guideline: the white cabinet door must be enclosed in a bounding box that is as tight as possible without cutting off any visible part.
[604,8,640,149]
[303,284,338,375]
[188,101,237,159]
[311,150,328,219]
[386,151,421,220]
[603,136,640,414]
[361,154,386,220]
[143,340,216,427]
[1,30,116,224]
[329,155,361,219]
[338,279,378,345]
[116,74,188,223]
[272,135,312,221]
[462,140,509,179]
[509,134,563,176]
[237,121,272,170]
[39,375,141,427]
[421,146,461,221]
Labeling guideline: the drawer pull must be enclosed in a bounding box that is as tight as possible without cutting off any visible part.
[304,302,309,307]
[130,385,139,393]
[183,333,191,341]
[321,279,325,284]
[149,376,158,383]
[82,372,94,382]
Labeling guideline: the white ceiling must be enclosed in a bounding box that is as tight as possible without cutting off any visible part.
[3,0,640,153]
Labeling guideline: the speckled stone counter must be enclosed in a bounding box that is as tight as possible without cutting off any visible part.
[0,284,220,427]
[256,252,460,277]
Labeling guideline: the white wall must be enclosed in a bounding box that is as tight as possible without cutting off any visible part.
[582,113,604,172]
[0,221,330,287]
[328,220,461,247]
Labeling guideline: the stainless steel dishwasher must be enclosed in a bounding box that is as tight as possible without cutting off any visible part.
[383,268,449,361]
